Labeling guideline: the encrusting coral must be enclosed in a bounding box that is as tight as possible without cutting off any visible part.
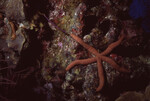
[66,33,130,92]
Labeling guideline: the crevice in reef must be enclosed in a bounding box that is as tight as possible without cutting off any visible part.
[112,36,150,57]
[82,15,98,36]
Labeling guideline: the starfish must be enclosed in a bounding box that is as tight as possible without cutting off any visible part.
[66,33,130,92]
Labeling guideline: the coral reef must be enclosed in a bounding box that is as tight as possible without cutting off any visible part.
[0,2,26,72]
[0,0,150,101]
[42,0,150,100]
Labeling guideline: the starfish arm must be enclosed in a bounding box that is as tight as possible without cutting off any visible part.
[9,21,16,40]
[100,55,130,73]
[100,34,125,56]
[66,57,97,71]
[70,34,100,56]
[96,57,105,92]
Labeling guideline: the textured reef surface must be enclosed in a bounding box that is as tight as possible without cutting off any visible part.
[0,0,150,101]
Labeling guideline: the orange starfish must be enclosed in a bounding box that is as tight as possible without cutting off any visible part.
[9,21,16,40]
[66,33,130,92]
